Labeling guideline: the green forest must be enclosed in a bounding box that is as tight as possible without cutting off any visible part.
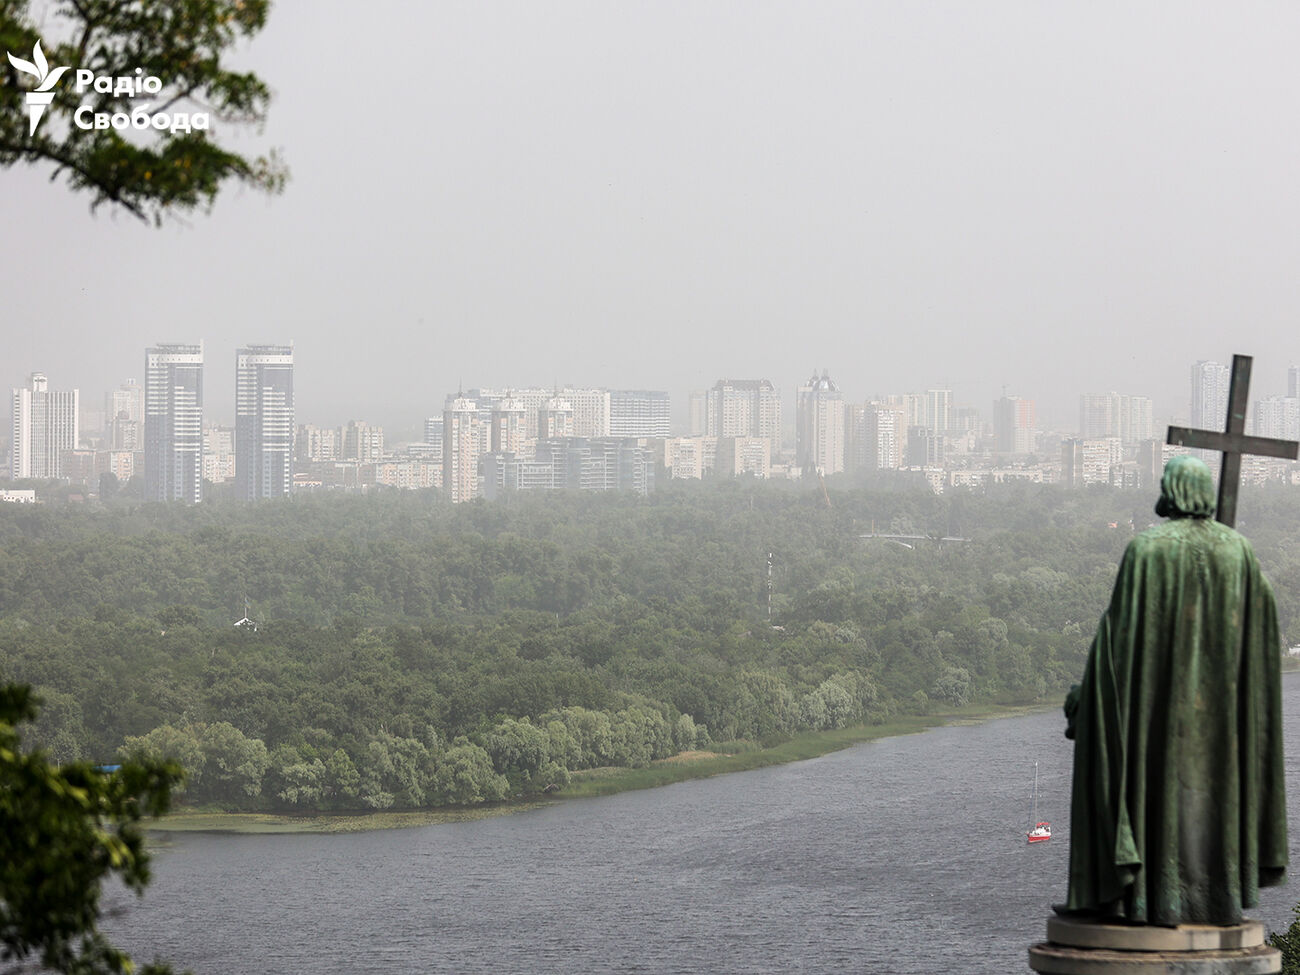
[2,475,1297,813]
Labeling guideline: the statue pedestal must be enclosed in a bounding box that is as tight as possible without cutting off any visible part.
[1028,916,1280,973]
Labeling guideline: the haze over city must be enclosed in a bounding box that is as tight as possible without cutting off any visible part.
[5,1,1300,434]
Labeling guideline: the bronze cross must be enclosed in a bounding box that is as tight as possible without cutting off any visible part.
[1166,354,1299,527]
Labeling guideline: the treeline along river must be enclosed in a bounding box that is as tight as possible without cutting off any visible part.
[105,672,1300,974]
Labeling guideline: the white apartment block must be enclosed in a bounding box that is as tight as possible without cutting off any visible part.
[203,426,236,483]
[1079,392,1154,443]
[705,379,781,453]
[1190,360,1230,429]
[11,373,79,480]
[1253,395,1300,441]
[656,436,717,479]
[609,390,670,438]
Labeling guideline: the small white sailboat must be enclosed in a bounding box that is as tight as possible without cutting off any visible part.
[1027,761,1051,844]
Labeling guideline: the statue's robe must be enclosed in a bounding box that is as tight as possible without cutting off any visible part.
[1065,517,1288,925]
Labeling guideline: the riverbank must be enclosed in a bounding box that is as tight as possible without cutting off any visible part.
[152,700,1052,834]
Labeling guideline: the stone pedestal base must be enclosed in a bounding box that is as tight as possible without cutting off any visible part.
[1028,916,1280,973]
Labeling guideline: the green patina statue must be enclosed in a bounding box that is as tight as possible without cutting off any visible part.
[1062,455,1288,925]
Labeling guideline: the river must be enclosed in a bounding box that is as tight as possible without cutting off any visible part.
[105,673,1300,974]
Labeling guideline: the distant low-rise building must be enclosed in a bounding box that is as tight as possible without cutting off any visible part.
[717,437,771,477]
[655,436,717,480]
[1061,437,1122,487]
[203,426,236,484]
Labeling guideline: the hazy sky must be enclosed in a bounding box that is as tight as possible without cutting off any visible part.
[5,1,1300,438]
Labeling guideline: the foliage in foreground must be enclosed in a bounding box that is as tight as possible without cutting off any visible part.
[0,684,183,974]
[0,0,286,223]
[1270,904,1300,975]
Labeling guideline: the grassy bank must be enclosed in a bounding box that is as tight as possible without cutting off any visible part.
[152,700,1052,834]
[559,701,1050,799]
[153,803,553,834]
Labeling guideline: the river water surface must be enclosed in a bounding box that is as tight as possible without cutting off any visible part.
[106,672,1300,974]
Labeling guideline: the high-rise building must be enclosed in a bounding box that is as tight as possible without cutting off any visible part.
[339,420,384,463]
[1078,394,1111,439]
[483,438,654,499]
[491,393,529,455]
[204,426,237,484]
[1190,360,1230,429]
[235,344,294,500]
[609,390,670,438]
[717,437,771,477]
[845,402,907,471]
[106,378,144,451]
[886,393,925,430]
[951,406,982,435]
[1063,437,1123,487]
[795,371,845,475]
[687,390,708,436]
[296,424,338,463]
[1253,395,1300,441]
[845,404,868,474]
[993,396,1035,454]
[705,379,781,453]
[538,395,574,439]
[906,426,945,468]
[924,388,952,435]
[145,344,204,503]
[422,417,445,465]
[656,436,716,479]
[1289,366,1300,400]
[10,372,79,479]
[561,387,612,439]
[1119,396,1154,443]
[1079,392,1153,443]
[443,395,487,502]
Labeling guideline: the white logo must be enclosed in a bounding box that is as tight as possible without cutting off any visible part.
[6,40,70,135]
[7,39,207,136]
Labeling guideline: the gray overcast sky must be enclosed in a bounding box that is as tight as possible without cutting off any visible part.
[4,1,1300,438]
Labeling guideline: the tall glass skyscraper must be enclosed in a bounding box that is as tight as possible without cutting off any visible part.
[235,344,295,500]
[145,343,204,503]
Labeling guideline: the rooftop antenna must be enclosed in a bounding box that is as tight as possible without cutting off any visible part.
[234,595,258,632]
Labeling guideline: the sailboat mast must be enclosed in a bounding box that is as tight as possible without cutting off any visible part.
[1032,762,1039,824]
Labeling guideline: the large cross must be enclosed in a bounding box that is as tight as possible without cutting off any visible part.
[1166,354,1299,528]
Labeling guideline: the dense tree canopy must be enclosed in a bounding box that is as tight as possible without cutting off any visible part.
[2,475,1296,812]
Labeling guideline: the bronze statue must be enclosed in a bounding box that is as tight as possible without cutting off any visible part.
[1062,455,1287,925]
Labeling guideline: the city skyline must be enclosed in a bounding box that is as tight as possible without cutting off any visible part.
[5,3,1300,438]
[11,352,1300,446]
[8,342,1300,440]
[11,349,1300,505]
